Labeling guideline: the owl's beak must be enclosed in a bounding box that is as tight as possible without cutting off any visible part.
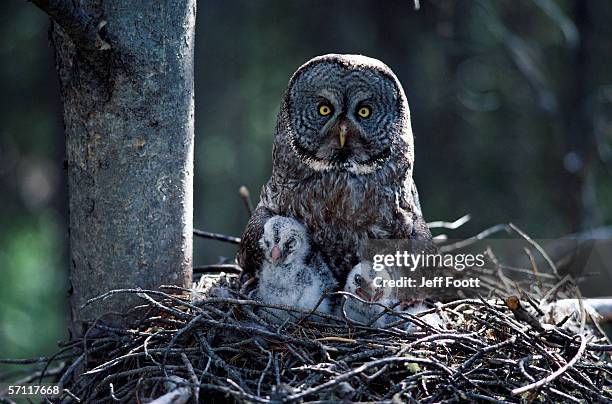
[338,124,348,148]
[271,245,282,263]
[355,287,371,300]
[356,286,384,302]
[372,290,384,302]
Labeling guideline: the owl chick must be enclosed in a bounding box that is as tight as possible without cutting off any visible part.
[343,261,444,330]
[238,54,436,295]
[254,216,337,323]
[342,261,399,327]
[400,301,445,332]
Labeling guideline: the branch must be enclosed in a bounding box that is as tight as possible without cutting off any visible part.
[439,223,509,253]
[509,222,560,279]
[29,0,110,51]
[193,229,240,244]
[239,186,254,217]
[193,264,242,274]
[512,333,588,395]
[428,214,471,230]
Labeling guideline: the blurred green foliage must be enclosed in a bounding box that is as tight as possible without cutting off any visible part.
[1,0,612,359]
[0,213,67,361]
[0,1,67,363]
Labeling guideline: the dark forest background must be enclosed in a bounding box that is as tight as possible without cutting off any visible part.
[1,0,611,364]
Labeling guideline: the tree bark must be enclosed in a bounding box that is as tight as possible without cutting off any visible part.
[36,0,196,334]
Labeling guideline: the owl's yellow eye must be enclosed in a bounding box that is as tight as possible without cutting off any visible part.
[318,103,333,116]
[357,106,371,118]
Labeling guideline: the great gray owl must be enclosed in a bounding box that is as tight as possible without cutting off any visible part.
[238,54,435,286]
[342,261,397,327]
[254,215,337,322]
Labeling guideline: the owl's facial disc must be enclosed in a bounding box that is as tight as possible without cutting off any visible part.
[287,60,401,175]
[260,216,309,265]
[323,115,376,163]
[288,106,393,175]
[346,261,394,300]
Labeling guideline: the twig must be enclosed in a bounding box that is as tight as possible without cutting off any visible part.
[180,354,200,401]
[253,340,272,397]
[0,357,55,364]
[193,229,240,244]
[509,223,560,279]
[439,224,509,252]
[29,0,110,51]
[193,264,242,274]
[512,333,588,395]
[239,186,254,217]
[523,247,543,289]
[485,247,514,294]
[58,354,84,386]
[428,214,471,230]
[296,291,328,326]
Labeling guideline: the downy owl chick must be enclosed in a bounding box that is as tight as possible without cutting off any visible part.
[254,216,337,323]
[342,261,399,327]
[343,261,444,330]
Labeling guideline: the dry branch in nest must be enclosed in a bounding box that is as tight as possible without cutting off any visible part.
[1,248,611,403]
[1,202,611,403]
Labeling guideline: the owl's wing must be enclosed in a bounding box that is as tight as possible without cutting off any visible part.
[402,181,436,252]
[410,212,436,251]
[410,180,423,217]
[236,205,273,276]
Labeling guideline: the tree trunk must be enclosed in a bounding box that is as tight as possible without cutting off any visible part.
[34,0,196,334]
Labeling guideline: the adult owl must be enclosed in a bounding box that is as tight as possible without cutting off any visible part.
[238,54,435,285]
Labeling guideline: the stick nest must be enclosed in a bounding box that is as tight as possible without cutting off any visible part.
[2,229,612,403]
